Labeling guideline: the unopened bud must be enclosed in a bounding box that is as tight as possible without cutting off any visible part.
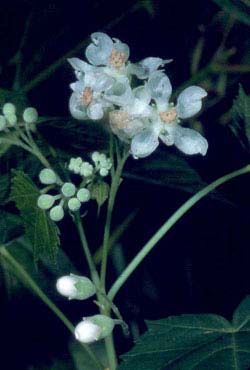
[74,315,115,343]
[23,107,38,123]
[37,194,55,210]
[56,274,96,300]
[39,168,57,184]
[49,205,64,222]
[61,182,76,197]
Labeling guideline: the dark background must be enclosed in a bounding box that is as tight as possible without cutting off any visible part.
[0,0,250,369]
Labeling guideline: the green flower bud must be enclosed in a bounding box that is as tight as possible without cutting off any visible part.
[39,168,57,184]
[0,115,6,131]
[68,157,82,173]
[5,113,17,126]
[49,205,64,222]
[56,274,96,300]
[80,162,94,177]
[91,151,101,163]
[99,168,109,177]
[68,197,81,211]
[37,194,55,210]
[75,315,115,343]
[77,188,90,202]
[3,103,16,115]
[23,107,38,123]
[61,182,76,197]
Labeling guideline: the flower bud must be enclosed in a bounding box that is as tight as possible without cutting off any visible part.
[91,151,101,163]
[80,162,94,177]
[99,168,109,177]
[61,182,76,197]
[56,274,96,300]
[6,113,17,126]
[68,157,82,173]
[77,188,90,202]
[37,194,55,209]
[39,168,57,184]
[68,197,81,211]
[3,103,16,115]
[49,205,64,222]
[23,107,38,123]
[75,315,115,343]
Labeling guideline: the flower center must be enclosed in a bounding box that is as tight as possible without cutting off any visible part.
[109,111,130,129]
[159,108,177,124]
[80,87,93,106]
[108,48,127,69]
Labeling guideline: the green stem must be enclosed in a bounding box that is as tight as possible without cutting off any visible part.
[0,246,104,370]
[74,212,100,288]
[108,164,250,301]
[100,149,129,288]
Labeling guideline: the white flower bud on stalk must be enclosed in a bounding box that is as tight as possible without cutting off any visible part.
[49,205,64,222]
[39,168,57,185]
[3,103,16,115]
[56,274,96,300]
[23,107,38,123]
[61,182,76,197]
[37,194,55,210]
[68,197,81,211]
[77,188,90,202]
[74,315,115,343]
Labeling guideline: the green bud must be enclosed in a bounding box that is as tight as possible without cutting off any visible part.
[68,157,82,173]
[49,205,64,222]
[3,103,16,115]
[80,162,94,177]
[56,274,96,300]
[0,115,6,131]
[61,182,76,197]
[75,315,115,343]
[37,194,55,209]
[77,188,90,202]
[99,168,109,177]
[91,151,101,163]
[5,113,17,126]
[23,107,38,123]
[68,197,81,211]
[39,168,57,184]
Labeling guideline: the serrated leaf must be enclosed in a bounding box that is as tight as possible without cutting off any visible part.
[230,85,250,152]
[118,296,250,370]
[213,0,250,27]
[10,170,60,262]
[89,181,110,208]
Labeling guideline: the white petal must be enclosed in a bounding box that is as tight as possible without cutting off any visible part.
[173,125,208,156]
[85,32,113,66]
[133,86,151,105]
[70,80,86,92]
[91,72,114,91]
[176,86,207,119]
[69,93,88,120]
[87,102,104,120]
[68,58,95,74]
[131,129,159,158]
[113,38,130,61]
[132,57,172,79]
[148,71,172,109]
[105,78,133,106]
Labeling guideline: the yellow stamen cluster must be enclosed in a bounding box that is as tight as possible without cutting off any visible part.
[159,108,177,123]
[108,48,127,69]
[80,87,93,106]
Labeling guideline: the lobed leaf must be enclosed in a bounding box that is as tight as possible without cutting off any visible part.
[118,296,250,370]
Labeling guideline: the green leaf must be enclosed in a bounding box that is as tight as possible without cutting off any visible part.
[213,0,250,27]
[10,170,60,262]
[230,85,250,152]
[118,296,250,370]
[0,211,23,244]
[89,180,110,208]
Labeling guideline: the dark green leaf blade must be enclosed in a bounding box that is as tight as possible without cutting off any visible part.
[118,298,250,370]
[10,170,60,262]
[213,0,250,27]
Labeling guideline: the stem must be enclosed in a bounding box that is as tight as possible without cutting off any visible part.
[100,149,129,288]
[0,246,104,370]
[108,164,250,301]
[74,212,100,288]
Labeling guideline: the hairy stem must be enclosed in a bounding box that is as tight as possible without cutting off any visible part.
[108,164,250,301]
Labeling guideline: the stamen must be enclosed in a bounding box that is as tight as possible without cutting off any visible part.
[108,48,127,69]
[109,111,130,129]
[80,87,93,106]
[159,108,177,123]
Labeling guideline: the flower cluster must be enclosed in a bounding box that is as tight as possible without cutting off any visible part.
[37,152,112,222]
[56,274,116,343]
[68,32,208,158]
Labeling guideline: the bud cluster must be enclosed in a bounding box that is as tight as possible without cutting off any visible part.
[0,103,38,132]
[68,151,112,178]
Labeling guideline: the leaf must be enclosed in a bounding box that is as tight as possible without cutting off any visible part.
[10,170,60,262]
[118,296,250,370]
[213,0,250,27]
[89,180,110,208]
[0,211,23,244]
[230,85,250,152]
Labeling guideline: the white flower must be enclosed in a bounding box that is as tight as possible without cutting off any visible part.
[130,71,208,158]
[85,32,129,72]
[107,81,152,142]
[69,68,113,120]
